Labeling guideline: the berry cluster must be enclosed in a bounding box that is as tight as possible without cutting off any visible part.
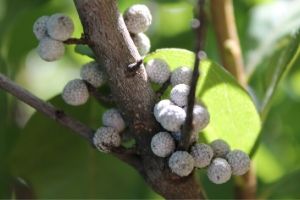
[62,61,107,106]
[124,4,152,57]
[93,108,126,152]
[33,14,74,61]
[146,58,251,184]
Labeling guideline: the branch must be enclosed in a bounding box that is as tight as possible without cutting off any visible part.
[63,35,88,45]
[210,0,246,87]
[0,73,94,142]
[0,72,142,170]
[179,0,207,150]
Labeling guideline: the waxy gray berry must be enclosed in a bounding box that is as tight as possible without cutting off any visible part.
[153,99,174,121]
[171,67,192,86]
[33,16,50,40]
[151,132,175,157]
[207,158,232,184]
[38,37,65,61]
[80,61,107,88]
[132,33,151,56]
[168,151,194,177]
[192,104,210,132]
[46,13,74,41]
[170,84,190,107]
[226,150,250,175]
[62,79,89,106]
[124,4,152,34]
[210,139,231,158]
[158,105,186,132]
[146,59,170,84]
[191,143,214,168]
[102,109,126,133]
[93,127,121,153]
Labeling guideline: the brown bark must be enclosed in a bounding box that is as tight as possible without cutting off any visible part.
[74,0,204,199]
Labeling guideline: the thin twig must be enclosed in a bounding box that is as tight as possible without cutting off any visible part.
[63,37,88,45]
[155,78,170,99]
[84,81,115,104]
[0,72,143,170]
[179,0,206,150]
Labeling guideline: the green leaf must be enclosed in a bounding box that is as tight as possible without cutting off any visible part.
[10,97,157,199]
[259,169,300,199]
[259,32,300,121]
[75,45,95,59]
[145,48,261,153]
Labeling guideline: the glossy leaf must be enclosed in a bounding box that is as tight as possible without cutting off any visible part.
[145,48,261,153]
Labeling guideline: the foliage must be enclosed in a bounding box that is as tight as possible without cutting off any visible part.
[0,0,300,198]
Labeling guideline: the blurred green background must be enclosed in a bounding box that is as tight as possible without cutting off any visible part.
[0,0,300,199]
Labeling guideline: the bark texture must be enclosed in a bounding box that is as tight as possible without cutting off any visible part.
[74,0,204,199]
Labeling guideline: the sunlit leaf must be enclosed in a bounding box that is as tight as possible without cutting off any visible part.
[145,48,261,153]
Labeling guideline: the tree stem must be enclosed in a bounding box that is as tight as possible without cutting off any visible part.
[210,0,246,87]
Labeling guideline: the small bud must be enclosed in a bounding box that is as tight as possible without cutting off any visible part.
[124,4,152,34]
[47,13,74,41]
[80,61,107,88]
[168,151,194,177]
[170,84,190,107]
[62,79,89,106]
[158,105,186,132]
[207,158,232,184]
[170,67,193,86]
[93,127,121,152]
[38,37,65,62]
[226,150,250,175]
[102,109,126,133]
[153,99,174,121]
[151,132,175,157]
[132,33,151,56]
[146,59,170,85]
[210,139,231,158]
[33,16,50,40]
[190,143,214,168]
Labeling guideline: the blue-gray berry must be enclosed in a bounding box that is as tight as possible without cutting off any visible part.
[80,61,107,88]
[191,143,214,168]
[33,16,50,40]
[207,158,232,184]
[151,132,175,157]
[171,67,192,86]
[158,105,186,132]
[46,13,74,41]
[170,84,190,107]
[226,150,250,175]
[153,99,174,121]
[102,109,126,133]
[38,37,65,61]
[93,127,121,153]
[210,139,231,158]
[146,59,170,85]
[132,33,151,56]
[168,151,194,177]
[62,79,89,106]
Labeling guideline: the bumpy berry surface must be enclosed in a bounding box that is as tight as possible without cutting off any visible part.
[207,158,232,184]
[168,151,194,177]
[62,79,89,106]
[124,4,152,34]
[80,61,107,88]
[33,16,50,40]
[158,105,186,132]
[102,109,126,133]
[38,37,65,61]
[210,139,231,158]
[146,59,170,84]
[192,104,210,132]
[153,99,174,121]
[132,33,151,56]
[151,132,175,157]
[191,143,214,168]
[46,13,74,41]
[226,150,250,175]
[93,127,121,153]
[171,67,192,86]
[170,84,190,107]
